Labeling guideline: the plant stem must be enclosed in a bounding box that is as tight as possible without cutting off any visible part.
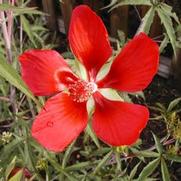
[0,0,17,114]
[7,0,15,41]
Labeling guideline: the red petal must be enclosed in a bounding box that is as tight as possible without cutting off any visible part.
[92,93,149,146]
[69,5,112,80]
[97,33,159,92]
[32,93,88,152]
[19,49,72,96]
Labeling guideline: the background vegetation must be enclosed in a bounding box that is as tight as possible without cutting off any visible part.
[0,0,181,180]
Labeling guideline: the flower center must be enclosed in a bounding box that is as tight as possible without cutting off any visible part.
[68,80,97,102]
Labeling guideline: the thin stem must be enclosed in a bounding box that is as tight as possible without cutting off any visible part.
[0,0,17,114]
[134,5,142,22]
[0,0,12,63]
[20,19,23,53]
[7,0,15,41]
[0,96,10,102]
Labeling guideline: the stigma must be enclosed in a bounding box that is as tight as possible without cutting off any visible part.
[68,79,97,103]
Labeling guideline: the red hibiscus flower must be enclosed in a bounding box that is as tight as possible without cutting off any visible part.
[19,5,159,152]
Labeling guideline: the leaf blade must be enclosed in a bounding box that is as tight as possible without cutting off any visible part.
[137,7,155,34]
[161,158,171,181]
[0,55,40,107]
[156,6,177,57]
[137,157,160,181]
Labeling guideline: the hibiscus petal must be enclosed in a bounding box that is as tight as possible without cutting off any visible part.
[19,49,73,96]
[97,33,159,92]
[92,93,149,146]
[69,5,112,80]
[32,93,88,152]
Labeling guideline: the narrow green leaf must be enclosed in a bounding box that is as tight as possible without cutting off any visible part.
[167,97,181,112]
[152,133,163,154]
[21,15,36,47]
[46,152,77,181]
[110,0,152,11]
[62,140,76,168]
[156,7,177,57]
[90,147,111,156]
[118,176,130,181]
[86,124,100,148]
[93,150,113,174]
[159,34,169,53]
[0,55,41,107]
[161,158,171,181]
[132,149,160,157]
[23,137,38,175]
[129,161,141,179]
[0,4,44,15]
[164,154,181,163]
[65,161,92,171]
[160,3,180,24]
[137,157,160,181]
[9,169,23,181]
[0,139,24,161]
[144,178,159,181]
[5,157,16,180]
[137,7,155,34]
[115,152,121,171]
[59,170,77,181]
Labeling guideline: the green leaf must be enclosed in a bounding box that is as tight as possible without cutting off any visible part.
[90,147,111,156]
[45,152,77,181]
[59,170,77,181]
[21,15,37,47]
[65,161,92,171]
[110,0,152,11]
[85,124,100,148]
[0,138,24,161]
[115,152,122,171]
[130,147,160,158]
[167,97,181,112]
[5,157,16,180]
[160,3,180,24]
[137,7,155,34]
[152,133,163,154]
[0,4,44,15]
[161,158,171,181]
[132,150,160,157]
[62,140,76,168]
[93,150,113,174]
[9,169,23,181]
[159,34,169,53]
[129,161,141,179]
[164,154,181,163]
[137,157,160,181]
[156,6,177,57]
[0,55,41,107]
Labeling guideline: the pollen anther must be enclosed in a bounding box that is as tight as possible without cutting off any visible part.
[68,80,97,103]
